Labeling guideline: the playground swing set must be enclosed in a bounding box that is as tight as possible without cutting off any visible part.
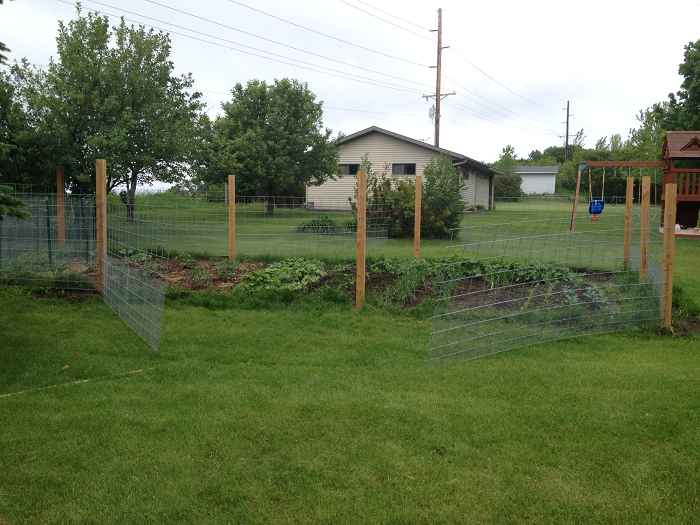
[570,131,700,238]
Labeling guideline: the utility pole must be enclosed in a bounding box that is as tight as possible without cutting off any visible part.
[424,8,454,147]
[434,8,444,147]
[564,100,570,162]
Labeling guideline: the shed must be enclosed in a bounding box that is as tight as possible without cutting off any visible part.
[306,126,499,210]
[514,166,558,195]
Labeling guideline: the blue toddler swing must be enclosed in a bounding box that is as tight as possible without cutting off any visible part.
[588,167,605,221]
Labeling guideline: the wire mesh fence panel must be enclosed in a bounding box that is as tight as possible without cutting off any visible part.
[234,196,389,259]
[131,192,389,259]
[102,202,171,351]
[0,190,97,290]
[426,213,667,365]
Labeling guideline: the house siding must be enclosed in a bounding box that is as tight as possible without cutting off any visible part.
[306,132,447,210]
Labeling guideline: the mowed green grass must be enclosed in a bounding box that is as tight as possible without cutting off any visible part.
[1,285,699,523]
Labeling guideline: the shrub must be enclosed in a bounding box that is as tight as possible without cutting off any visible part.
[296,215,343,234]
[353,152,465,240]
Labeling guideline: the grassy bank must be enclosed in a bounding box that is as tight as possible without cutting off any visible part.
[1,287,699,523]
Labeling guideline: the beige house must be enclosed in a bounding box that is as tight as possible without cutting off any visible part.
[306,126,499,210]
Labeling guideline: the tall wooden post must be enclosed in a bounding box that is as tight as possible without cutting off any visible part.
[570,166,584,233]
[356,170,367,309]
[639,176,650,282]
[623,176,634,268]
[56,165,66,247]
[95,159,107,294]
[228,174,235,259]
[434,8,443,147]
[661,184,677,328]
[414,175,422,259]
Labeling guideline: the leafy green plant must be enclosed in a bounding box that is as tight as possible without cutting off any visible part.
[240,258,327,292]
[296,215,343,234]
[217,258,239,278]
[118,249,152,264]
[175,252,197,269]
[190,268,212,285]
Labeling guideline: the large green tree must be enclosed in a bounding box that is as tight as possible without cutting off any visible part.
[12,8,204,212]
[209,78,341,211]
[669,39,700,130]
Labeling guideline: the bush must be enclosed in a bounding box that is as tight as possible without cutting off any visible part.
[296,215,343,234]
[355,153,465,240]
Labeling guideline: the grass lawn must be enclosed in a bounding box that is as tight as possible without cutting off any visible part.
[1,285,699,524]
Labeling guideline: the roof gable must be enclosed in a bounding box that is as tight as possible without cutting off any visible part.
[338,126,498,174]
[662,131,700,159]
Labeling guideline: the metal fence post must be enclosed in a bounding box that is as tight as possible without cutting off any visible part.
[356,170,366,309]
[96,159,107,293]
[228,174,235,259]
[414,175,422,259]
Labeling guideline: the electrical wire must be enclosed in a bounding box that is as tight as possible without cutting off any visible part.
[85,0,435,90]
[443,74,562,125]
[63,0,430,95]
[223,0,430,67]
[350,0,434,31]
[338,0,436,42]
[447,48,562,114]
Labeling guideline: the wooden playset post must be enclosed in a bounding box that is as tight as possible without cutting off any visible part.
[95,159,107,294]
[228,174,235,259]
[623,176,634,268]
[356,170,367,309]
[661,184,677,328]
[639,176,650,282]
[414,175,422,259]
[56,165,66,247]
[569,163,585,233]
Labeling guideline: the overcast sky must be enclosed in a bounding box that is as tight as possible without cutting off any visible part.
[2,0,699,166]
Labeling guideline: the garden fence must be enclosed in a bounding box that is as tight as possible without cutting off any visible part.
[426,206,674,365]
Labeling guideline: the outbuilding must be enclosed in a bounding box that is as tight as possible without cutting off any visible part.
[306,126,498,210]
[514,166,558,195]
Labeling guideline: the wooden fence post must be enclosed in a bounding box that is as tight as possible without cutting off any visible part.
[356,170,367,309]
[95,159,107,294]
[56,165,66,247]
[661,184,677,328]
[623,176,634,268]
[414,175,422,259]
[639,176,650,282]
[228,174,235,259]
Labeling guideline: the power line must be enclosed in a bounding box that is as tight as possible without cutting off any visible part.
[350,0,433,31]
[442,100,560,136]
[89,0,433,90]
[223,0,429,67]
[448,47,562,114]
[443,74,562,125]
[68,0,430,95]
[447,99,560,134]
[338,0,436,42]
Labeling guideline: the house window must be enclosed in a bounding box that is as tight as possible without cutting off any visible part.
[392,163,416,175]
[340,164,360,175]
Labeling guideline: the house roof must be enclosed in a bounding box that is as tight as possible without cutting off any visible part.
[514,166,559,175]
[662,131,700,160]
[338,126,500,176]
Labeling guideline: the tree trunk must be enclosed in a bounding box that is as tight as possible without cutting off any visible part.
[266,195,275,215]
[121,169,138,221]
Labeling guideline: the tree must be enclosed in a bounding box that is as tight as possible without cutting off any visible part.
[0,184,29,221]
[669,39,700,130]
[491,145,523,199]
[0,0,13,66]
[14,8,204,216]
[209,78,341,212]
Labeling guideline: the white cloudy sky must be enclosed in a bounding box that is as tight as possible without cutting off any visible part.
[2,0,699,165]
